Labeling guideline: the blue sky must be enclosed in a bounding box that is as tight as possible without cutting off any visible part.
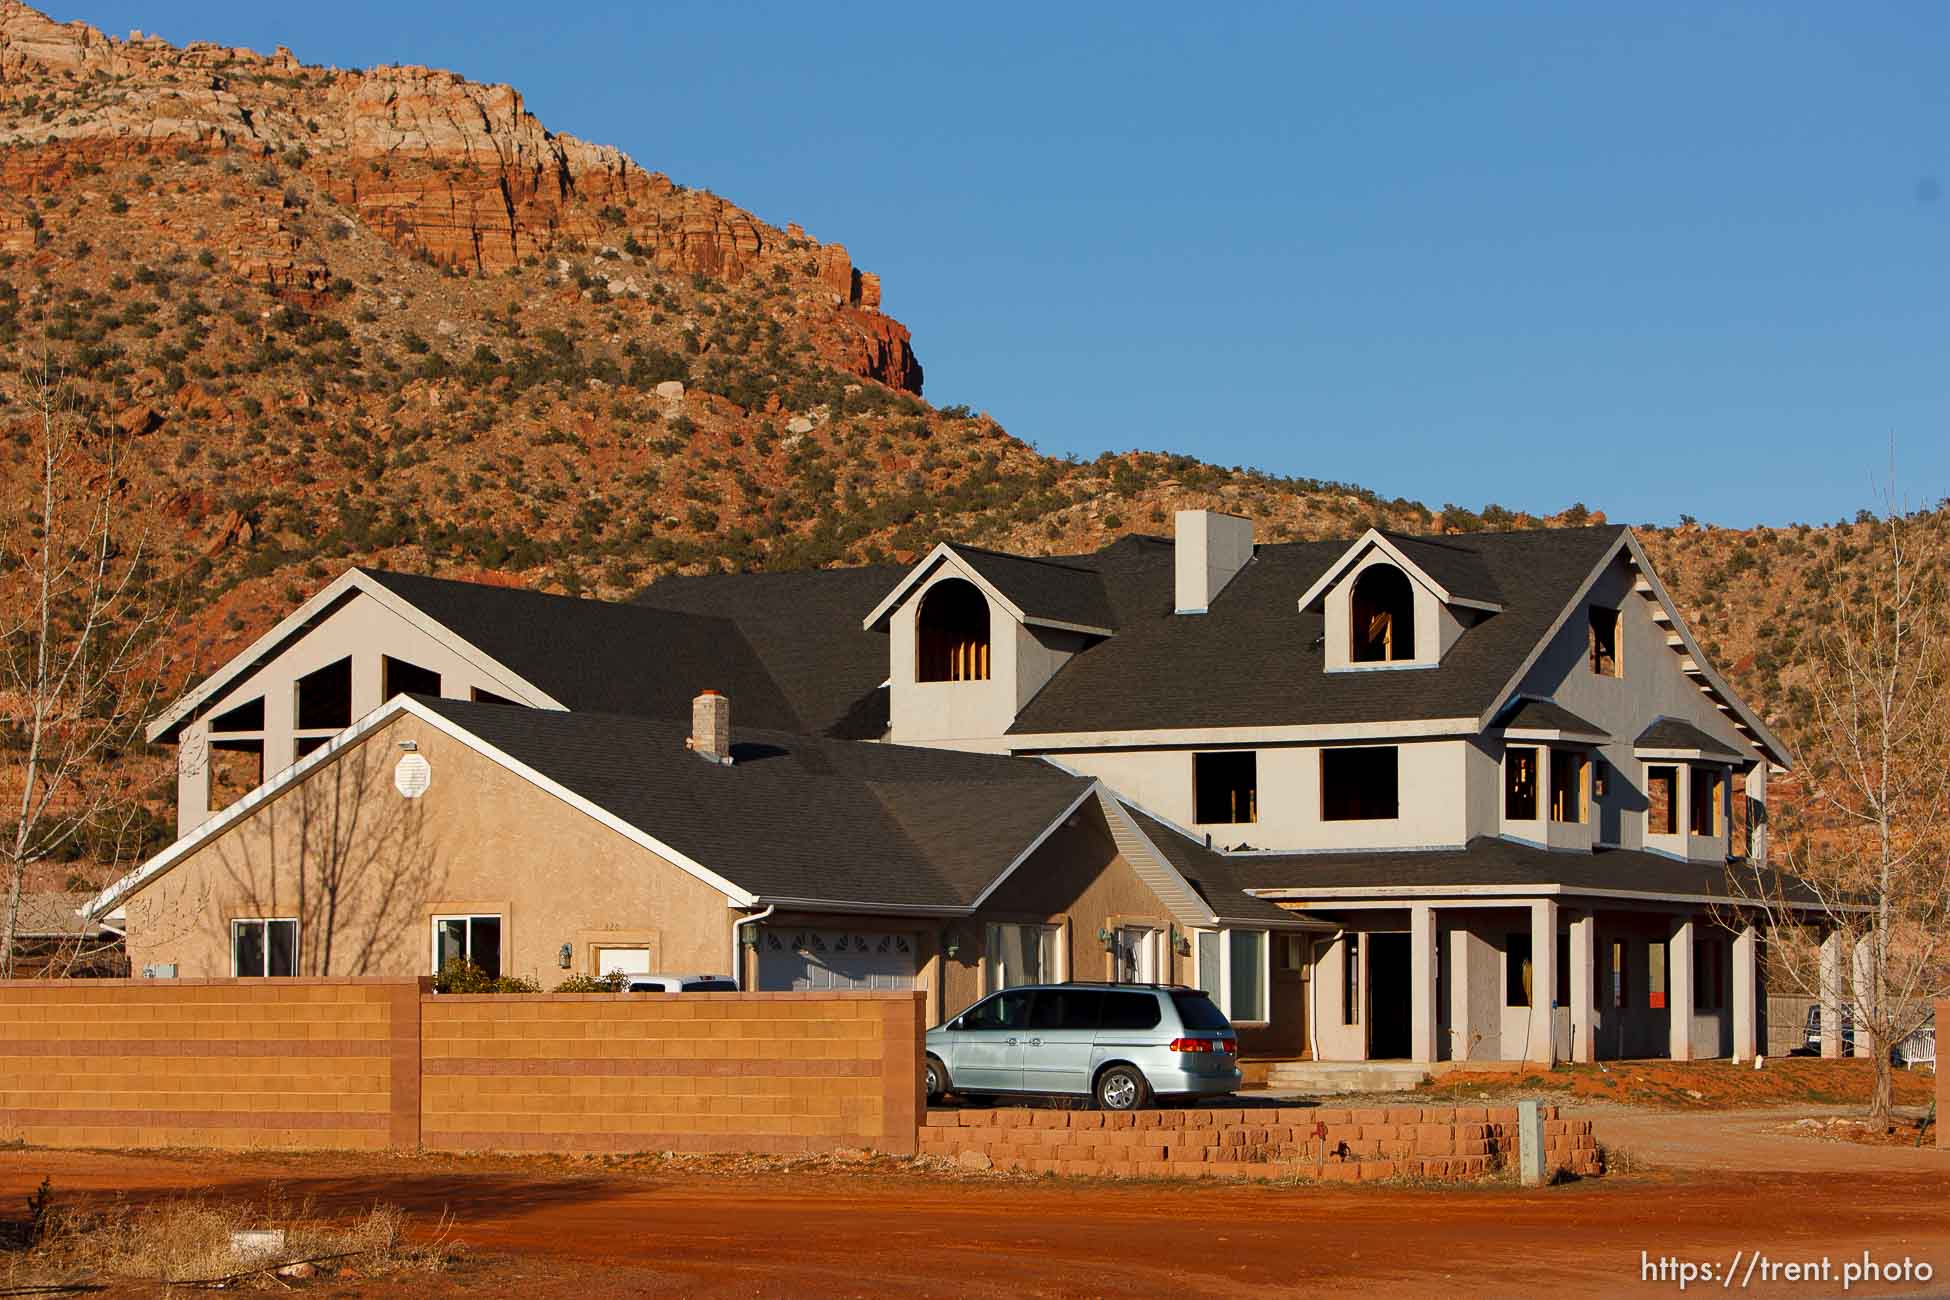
[60,2,1950,526]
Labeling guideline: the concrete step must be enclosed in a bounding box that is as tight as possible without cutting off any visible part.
[1259,1062,1432,1095]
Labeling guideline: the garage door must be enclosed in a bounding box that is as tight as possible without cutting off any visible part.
[758,928,917,991]
[593,946,652,976]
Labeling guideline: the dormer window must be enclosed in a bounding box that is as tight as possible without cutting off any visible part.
[1349,565,1415,663]
[916,579,991,682]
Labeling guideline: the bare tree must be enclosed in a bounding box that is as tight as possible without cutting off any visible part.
[1727,497,1950,1126]
[209,738,447,975]
[0,351,171,977]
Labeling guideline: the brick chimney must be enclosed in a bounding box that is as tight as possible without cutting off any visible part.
[1174,509,1255,614]
[688,690,732,764]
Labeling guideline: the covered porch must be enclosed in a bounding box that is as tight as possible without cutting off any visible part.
[1293,896,1768,1066]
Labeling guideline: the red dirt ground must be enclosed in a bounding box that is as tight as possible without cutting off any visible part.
[1415,1056,1937,1109]
[1,1143,1945,1297]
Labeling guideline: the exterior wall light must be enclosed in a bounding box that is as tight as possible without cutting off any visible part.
[1096,926,1115,953]
[557,943,572,969]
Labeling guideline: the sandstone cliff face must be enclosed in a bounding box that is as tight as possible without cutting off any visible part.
[0,1,920,390]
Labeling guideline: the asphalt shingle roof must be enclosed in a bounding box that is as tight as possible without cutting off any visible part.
[362,570,805,730]
[633,563,907,739]
[942,544,1118,632]
[417,697,1091,911]
[1184,835,1815,903]
[1498,696,1609,738]
[1636,718,1744,759]
[1008,527,1627,734]
[1378,532,1506,607]
[1122,808,1329,927]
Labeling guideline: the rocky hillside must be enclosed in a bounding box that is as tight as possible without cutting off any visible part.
[0,2,1934,890]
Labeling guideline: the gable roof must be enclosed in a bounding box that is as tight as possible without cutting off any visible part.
[1293,528,1508,615]
[1008,527,1627,736]
[390,698,1100,912]
[99,694,1102,920]
[146,567,809,743]
[360,571,806,729]
[1635,717,1745,760]
[1117,805,1336,929]
[862,542,1117,637]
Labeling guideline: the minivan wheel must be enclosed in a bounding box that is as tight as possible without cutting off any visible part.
[1094,1064,1149,1112]
[924,1054,949,1102]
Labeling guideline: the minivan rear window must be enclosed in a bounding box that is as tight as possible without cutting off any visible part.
[1100,991,1162,1030]
[1171,991,1232,1031]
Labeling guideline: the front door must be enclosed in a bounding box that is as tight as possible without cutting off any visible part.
[947,988,1034,1092]
[1021,987,1105,1095]
[1367,932,1412,1059]
[1116,927,1160,982]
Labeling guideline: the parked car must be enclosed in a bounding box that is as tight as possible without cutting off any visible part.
[1802,1005,1936,1068]
[1802,1003,1854,1055]
[924,982,1240,1111]
[623,973,739,992]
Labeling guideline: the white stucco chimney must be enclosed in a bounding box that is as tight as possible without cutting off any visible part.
[688,689,732,764]
[1174,509,1255,614]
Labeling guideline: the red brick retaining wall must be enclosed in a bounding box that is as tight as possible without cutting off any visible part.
[920,1104,1603,1181]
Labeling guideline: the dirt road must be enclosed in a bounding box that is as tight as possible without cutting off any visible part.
[3,1143,1946,1297]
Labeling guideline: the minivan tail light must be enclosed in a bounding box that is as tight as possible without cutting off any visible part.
[1171,1037,1220,1054]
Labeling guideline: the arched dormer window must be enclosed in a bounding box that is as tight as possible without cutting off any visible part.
[917,578,991,682]
[1349,564,1415,662]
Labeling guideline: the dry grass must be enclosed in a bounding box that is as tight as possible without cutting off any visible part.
[2,1181,461,1292]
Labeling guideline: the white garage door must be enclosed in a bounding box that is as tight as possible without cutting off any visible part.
[593,946,652,976]
[758,928,917,991]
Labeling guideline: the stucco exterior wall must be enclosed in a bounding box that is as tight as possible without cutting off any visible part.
[1513,555,1758,859]
[127,713,739,984]
[1053,740,1470,853]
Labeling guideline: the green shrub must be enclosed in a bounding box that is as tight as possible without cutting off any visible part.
[433,958,541,994]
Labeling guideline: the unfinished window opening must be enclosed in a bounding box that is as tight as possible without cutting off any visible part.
[294,656,353,731]
[1321,746,1399,821]
[294,735,331,759]
[1550,749,1587,824]
[1556,932,1571,1008]
[1342,935,1360,1025]
[1588,606,1622,677]
[1647,765,1678,836]
[1648,941,1667,1010]
[1694,937,1725,1012]
[471,687,521,707]
[1506,933,1532,1007]
[1504,746,1540,821]
[915,578,991,682]
[232,918,297,977]
[209,695,264,733]
[383,656,441,703]
[1194,751,1258,824]
[1349,563,1416,663]
[1689,766,1725,837]
[433,914,502,979]
[1609,939,1627,1010]
[1730,786,1752,858]
[207,738,263,812]
[1592,760,1610,799]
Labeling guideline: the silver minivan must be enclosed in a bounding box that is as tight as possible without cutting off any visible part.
[924,983,1241,1111]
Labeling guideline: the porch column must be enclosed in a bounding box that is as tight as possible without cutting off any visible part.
[1731,923,1758,1063]
[1568,911,1595,1064]
[1851,933,1875,1059]
[1819,929,1844,1058]
[1667,915,1695,1062]
[1527,900,1557,1065]
[1409,904,1438,1063]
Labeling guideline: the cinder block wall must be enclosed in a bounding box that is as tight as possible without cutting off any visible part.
[421,991,923,1156]
[919,1104,1602,1182]
[0,978,422,1152]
